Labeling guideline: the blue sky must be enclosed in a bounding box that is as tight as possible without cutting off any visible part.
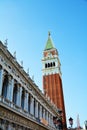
[0,0,87,128]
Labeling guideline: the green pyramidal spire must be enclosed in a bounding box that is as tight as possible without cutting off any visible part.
[44,32,55,50]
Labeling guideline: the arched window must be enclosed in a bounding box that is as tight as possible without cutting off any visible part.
[2,73,9,98]
[38,103,40,119]
[28,93,31,113]
[13,84,17,104]
[50,62,52,67]
[45,110,47,120]
[21,88,25,110]
[34,99,36,117]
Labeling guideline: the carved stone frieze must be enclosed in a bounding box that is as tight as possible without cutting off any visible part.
[0,106,49,130]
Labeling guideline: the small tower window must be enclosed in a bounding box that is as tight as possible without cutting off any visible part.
[53,62,55,66]
[45,63,47,68]
[51,62,52,67]
[48,63,50,67]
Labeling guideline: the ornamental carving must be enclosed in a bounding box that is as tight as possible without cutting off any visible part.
[0,106,49,130]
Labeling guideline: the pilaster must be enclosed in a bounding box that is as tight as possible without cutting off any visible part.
[24,91,28,112]
[43,108,45,119]
[40,105,42,120]
[30,96,34,115]
[8,123,12,130]
[10,78,14,102]
[0,66,3,96]
[48,113,50,125]
[35,101,38,118]
[7,75,12,100]
[16,85,22,107]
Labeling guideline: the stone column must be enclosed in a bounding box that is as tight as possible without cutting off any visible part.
[7,75,12,100]
[48,113,50,125]
[50,115,53,126]
[10,78,14,102]
[24,91,28,112]
[47,111,49,122]
[40,105,42,120]
[19,86,22,107]
[8,123,12,130]
[0,66,3,96]
[30,96,34,115]
[7,75,14,102]
[28,93,30,113]
[16,85,22,107]
[51,115,54,127]
[35,101,38,118]
[43,108,45,119]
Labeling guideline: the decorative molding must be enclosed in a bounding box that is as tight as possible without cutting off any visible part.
[0,106,49,130]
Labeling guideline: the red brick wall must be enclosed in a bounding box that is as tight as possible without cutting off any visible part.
[43,73,66,128]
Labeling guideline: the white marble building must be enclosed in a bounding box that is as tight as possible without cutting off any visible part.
[0,41,60,130]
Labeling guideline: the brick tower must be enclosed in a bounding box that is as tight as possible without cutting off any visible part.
[42,32,67,129]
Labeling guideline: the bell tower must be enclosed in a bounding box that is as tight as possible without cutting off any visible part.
[42,32,67,128]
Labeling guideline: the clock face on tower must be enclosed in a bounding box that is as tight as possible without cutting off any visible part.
[48,52,52,58]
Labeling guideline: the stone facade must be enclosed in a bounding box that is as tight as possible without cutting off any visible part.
[0,41,59,130]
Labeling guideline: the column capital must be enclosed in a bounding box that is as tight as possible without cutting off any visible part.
[25,91,28,96]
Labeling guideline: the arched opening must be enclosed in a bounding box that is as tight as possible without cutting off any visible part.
[50,62,52,67]
[38,103,40,119]
[48,63,50,67]
[13,83,17,104]
[21,88,25,110]
[28,94,31,113]
[2,73,9,98]
[34,98,36,117]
